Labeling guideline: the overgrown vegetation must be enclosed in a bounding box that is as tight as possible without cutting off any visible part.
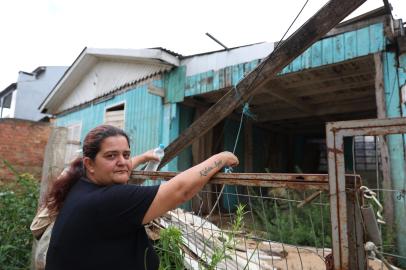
[250,188,332,248]
[0,161,39,270]
[155,204,247,270]
[205,204,246,270]
[155,226,185,270]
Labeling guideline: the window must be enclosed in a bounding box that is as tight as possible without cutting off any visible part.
[104,103,125,129]
[317,136,379,172]
[354,136,378,171]
[0,92,14,118]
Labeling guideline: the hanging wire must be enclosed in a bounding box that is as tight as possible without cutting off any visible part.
[238,0,311,96]
[171,1,313,268]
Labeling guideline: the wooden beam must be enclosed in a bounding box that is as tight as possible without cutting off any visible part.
[130,171,361,190]
[160,0,367,168]
[147,83,165,97]
[130,171,330,190]
[256,98,376,122]
[265,88,322,118]
[253,78,374,108]
[259,58,373,92]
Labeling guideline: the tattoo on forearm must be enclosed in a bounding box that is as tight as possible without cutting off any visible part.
[199,160,223,177]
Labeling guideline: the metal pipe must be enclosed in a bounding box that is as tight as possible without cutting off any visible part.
[205,33,228,50]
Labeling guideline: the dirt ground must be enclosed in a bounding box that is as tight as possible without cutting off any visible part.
[239,239,392,270]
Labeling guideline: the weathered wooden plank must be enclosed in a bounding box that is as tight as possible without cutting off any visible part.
[256,98,376,122]
[159,0,367,168]
[374,53,394,227]
[271,58,373,90]
[344,31,357,60]
[278,76,374,98]
[291,55,302,72]
[322,38,334,65]
[130,171,360,190]
[333,34,345,62]
[164,66,186,103]
[311,41,322,67]
[264,87,321,118]
[232,64,240,87]
[302,47,312,69]
[346,189,367,269]
[356,27,370,56]
[369,23,385,53]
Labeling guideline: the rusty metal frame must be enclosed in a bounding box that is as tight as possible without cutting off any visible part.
[326,117,406,269]
[131,171,330,190]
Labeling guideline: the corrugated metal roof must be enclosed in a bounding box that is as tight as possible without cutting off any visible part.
[40,47,180,114]
[180,42,274,77]
[57,61,169,113]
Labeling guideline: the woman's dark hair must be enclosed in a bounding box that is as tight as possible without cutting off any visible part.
[46,125,130,214]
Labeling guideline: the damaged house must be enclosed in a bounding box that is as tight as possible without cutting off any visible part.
[39,6,406,269]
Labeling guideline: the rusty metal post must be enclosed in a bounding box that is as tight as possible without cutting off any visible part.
[326,123,351,269]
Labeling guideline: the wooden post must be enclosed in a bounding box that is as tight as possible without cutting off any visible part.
[38,126,68,206]
[159,0,367,168]
[347,187,367,269]
[374,53,394,227]
[32,126,68,269]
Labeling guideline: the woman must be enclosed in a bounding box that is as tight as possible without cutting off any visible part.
[45,124,238,270]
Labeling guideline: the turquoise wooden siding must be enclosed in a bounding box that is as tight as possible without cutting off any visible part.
[184,23,385,98]
[161,103,179,171]
[56,83,164,158]
[382,51,406,264]
[164,66,186,103]
[185,60,260,97]
[281,23,385,73]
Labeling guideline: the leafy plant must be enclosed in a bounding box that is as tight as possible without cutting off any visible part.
[205,204,247,270]
[250,188,332,248]
[0,160,39,270]
[155,226,185,270]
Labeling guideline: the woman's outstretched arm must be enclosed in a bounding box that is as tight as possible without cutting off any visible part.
[142,151,238,224]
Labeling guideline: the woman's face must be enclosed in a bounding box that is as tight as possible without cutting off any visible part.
[85,135,132,185]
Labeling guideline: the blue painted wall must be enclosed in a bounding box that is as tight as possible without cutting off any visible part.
[382,51,406,265]
[56,83,164,160]
[182,23,385,99]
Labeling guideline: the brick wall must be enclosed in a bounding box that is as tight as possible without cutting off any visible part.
[0,119,51,182]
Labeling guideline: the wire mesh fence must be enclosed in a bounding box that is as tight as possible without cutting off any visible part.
[132,164,405,269]
[132,173,335,269]
[350,135,406,269]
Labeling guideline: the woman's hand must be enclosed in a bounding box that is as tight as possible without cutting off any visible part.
[217,151,239,168]
[130,149,160,170]
[140,149,160,163]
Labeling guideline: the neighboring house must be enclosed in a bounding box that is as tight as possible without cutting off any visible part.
[0,66,67,121]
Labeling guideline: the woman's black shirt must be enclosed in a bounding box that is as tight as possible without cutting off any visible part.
[46,178,160,270]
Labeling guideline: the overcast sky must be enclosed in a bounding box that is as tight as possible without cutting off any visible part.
[0,0,405,90]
